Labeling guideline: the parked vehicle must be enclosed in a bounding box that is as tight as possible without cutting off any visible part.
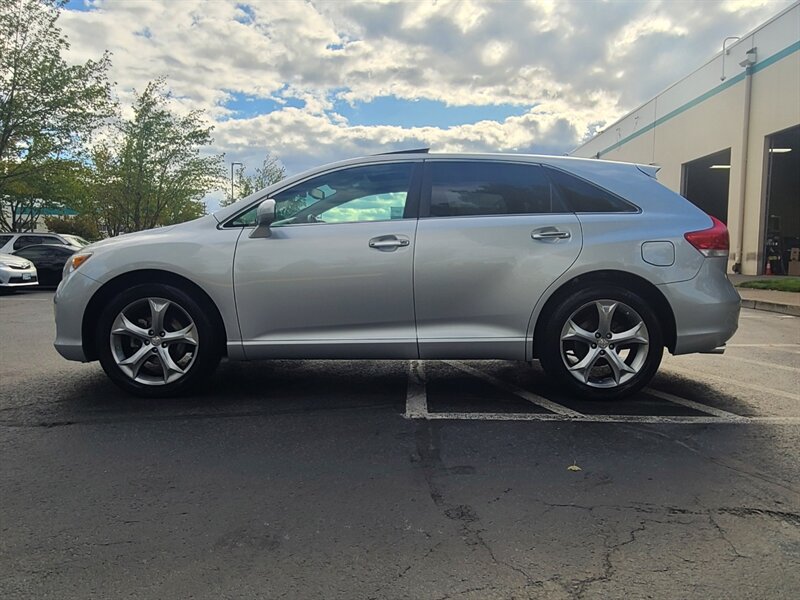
[13,244,80,287]
[53,151,740,399]
[0,232,89,254]
[0,252,38,290]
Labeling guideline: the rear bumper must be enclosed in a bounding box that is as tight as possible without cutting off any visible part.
[659,257,740,355]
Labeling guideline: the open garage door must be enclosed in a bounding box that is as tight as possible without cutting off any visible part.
[764,125,800,276]
[681,148,731,224]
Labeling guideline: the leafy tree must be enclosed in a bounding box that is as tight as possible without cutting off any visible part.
[44,213,101,241]
[98,79,225,234]
[0,0,114,231]
[0,158,87,231]
[222,154,286,207]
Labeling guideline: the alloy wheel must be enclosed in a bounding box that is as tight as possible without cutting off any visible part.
[559,299,650,389]
[109,297,199,386]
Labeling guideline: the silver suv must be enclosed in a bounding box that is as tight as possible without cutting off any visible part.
[53,152,740,399]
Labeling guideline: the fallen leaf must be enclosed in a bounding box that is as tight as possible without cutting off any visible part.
[567,464,582,472]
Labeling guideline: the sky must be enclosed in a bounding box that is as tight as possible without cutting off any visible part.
[60,0,794,210]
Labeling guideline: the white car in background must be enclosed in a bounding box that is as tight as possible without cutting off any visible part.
[0,232,90,254]
[0,253,38,290]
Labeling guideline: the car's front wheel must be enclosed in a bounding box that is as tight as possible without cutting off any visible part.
[96,283,222,397]
[539,285,663,400]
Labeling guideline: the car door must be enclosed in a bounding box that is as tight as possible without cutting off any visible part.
[233,161,422,359]
[413,159,583,359]
[46,246,75,285]
[13,245,45,282]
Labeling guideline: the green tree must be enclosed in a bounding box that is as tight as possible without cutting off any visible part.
[43,213,101,241]
[222,154,286,207]
[0,0,113,231]
[98,79,225,235]
[0,158,88,231]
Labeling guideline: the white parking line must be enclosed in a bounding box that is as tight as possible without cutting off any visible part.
[404,360,428,418]
[715,354,800,374]
[443,360,583,417]
[403,361,800,424]
[419,412,800,424]
[662,365,799,401]
[644,388,748,421]
[727,343,800,348]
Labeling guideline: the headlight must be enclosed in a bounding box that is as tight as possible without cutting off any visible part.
[64,253,92,278]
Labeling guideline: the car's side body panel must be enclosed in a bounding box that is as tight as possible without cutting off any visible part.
[233,219,419,359]
[414,213,582,359]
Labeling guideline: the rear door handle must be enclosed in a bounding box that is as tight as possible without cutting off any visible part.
[368,235,410,251]
[531,230,571,241]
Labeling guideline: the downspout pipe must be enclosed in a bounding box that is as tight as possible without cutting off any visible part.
[734,48,756,274]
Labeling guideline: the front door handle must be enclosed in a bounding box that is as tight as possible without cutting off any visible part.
[531,230,571,241]
[368,235,410,251]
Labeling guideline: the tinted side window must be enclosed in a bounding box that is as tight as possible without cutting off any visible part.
[13,235,63,250]
[230,163,415,227]
[0,235,12,247]
[15,246,45,258]
[428,162,564,217]
[546,168,637,213]
[13,236,38,250]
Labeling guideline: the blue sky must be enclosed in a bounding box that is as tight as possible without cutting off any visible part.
[59,0,794,208]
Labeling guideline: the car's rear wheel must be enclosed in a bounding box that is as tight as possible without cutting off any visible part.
[96,283,222,397]
[539,285,663,400]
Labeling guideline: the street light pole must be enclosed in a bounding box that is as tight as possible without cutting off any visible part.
[231,162,243,202]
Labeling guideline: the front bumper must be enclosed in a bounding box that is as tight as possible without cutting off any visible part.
[0,265,38,287]
[659,257,740,355]
[53,271,101,362]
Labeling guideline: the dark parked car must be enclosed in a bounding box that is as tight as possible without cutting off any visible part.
[13,244,80,287]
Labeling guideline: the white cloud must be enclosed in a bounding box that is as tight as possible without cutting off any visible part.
[56,0,794,210]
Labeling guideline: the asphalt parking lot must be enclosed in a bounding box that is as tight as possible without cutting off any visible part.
[1,289,799,599]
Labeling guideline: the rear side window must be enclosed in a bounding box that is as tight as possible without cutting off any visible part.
[15,246,46,258]
[13,235,62,250]
[546,167,638,213]
[0,235,12,247]
[427,161,566,217]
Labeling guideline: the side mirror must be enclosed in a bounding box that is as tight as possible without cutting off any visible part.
[250,199,276,238]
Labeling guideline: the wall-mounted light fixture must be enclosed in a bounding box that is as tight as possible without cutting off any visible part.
[739,47,757,68]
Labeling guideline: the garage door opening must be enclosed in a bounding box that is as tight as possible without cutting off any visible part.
[681,149,731,224]
[764,125,800,275]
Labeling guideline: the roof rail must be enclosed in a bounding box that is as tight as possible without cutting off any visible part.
[375,148,430,155]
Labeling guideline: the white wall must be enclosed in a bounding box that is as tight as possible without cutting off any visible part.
[572,3,800,275]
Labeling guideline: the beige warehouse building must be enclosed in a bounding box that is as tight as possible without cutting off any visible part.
[572,2,800,276]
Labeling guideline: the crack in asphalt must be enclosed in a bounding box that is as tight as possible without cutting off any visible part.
[412,420,540,593]
[571,521,647,599]
[539,500,800,530]
[708,514,749,560]
[621,424,800,495]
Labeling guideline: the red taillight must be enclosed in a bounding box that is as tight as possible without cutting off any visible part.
[685,215,729,257]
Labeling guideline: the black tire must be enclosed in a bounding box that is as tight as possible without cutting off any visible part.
[539,285,663,400]
[96,282,222,398]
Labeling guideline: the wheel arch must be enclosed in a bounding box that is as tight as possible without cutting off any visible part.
[532,270,677,358]
[81,269,227,361]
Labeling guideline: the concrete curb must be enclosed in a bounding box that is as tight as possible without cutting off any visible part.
[740,298,800,316]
